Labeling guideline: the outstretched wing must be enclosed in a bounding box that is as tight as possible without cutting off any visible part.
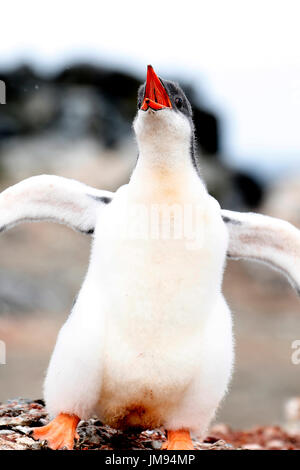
[222,209,300,295]
[0,175,114,235]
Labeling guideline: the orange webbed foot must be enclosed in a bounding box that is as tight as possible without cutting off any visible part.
[32,413,80,450]
[162,429,195,450]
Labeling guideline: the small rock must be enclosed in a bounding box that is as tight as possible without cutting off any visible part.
[242,443,263,450]
[266,439,286,450]
[151,440,163,450]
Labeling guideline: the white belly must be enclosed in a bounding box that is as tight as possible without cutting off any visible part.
[88,185,229,428]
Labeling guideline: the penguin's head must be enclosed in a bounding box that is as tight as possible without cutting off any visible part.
[133,65,195,156]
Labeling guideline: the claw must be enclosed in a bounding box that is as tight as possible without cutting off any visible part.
[32,413,80,450]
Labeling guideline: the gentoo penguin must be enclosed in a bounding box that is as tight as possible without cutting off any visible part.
[0,65,299,450]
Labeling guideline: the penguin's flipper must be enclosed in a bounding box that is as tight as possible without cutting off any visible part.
[0,175,113,235]
[222,209,300,295]
[32,413,80,450]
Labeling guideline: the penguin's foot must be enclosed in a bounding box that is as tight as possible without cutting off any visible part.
[162,429,194,450]
[32,413,80,450]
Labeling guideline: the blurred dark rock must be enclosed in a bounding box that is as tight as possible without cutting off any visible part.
[193,106,219,155]
[0,63,264,209]
[232,172,264,208]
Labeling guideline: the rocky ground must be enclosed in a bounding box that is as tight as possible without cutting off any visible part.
[1,399,300,451]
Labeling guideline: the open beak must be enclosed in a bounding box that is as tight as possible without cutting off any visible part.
[141,65,172,111]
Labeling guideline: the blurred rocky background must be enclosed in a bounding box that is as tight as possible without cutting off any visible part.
[0,59,299,431]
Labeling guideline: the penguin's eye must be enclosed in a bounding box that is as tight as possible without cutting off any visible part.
[175,97,183,109]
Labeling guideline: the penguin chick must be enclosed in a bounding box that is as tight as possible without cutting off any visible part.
[0,65,299,451]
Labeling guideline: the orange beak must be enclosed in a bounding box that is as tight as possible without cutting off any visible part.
[141,65,172,111]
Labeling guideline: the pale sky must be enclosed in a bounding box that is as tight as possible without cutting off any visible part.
[1,0,300,180]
